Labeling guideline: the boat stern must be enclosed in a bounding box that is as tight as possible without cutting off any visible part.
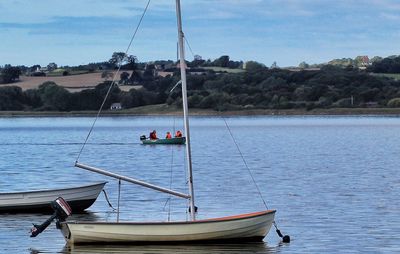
[59,222,73,243]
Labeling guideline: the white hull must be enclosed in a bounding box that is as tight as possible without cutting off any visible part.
[60,210,275,244]
[0,182,106,213]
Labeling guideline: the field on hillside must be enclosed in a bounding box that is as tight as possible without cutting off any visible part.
[11,71,138,92]
[202,66,245,73]
[371,73,400,80]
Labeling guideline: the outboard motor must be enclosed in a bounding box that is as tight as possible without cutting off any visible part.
[140,135,147,141]
[30,197,72,237]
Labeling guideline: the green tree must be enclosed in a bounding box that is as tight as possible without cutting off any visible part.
[24,89,42,109]
[370,56,383,63]
[213,55,230,67]
[47,62,58,71]
[245,61,266,72]
[109,52,138,70]
[94,82,121,109]
[101,71,114,80]
[387,98,400,107]
[333,98,352,108]
[120,88,144,108]
[109,52,127,67]
[120,72,130,84]
[1,66,21,83]
[0,86,25,110]
[298,61,309,69]
[37,82,71,111]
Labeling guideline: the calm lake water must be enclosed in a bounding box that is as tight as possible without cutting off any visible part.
[0,115,399,253]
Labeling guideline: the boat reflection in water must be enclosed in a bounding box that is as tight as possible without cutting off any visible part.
[60,242,277,254]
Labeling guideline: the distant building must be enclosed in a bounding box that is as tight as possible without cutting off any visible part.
[360,56,370,66]
[155,71,174,77]
[30,67,46,76]
[176,62,188,69]
[39,67,49,72]
[365,101,378,108]
[110,103,122,110]
[189,71,207,75]
[355,55,370,68]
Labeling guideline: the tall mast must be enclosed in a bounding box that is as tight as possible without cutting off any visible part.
[176,0,196,221]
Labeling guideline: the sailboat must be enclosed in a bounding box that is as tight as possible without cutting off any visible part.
[31,0,284,244]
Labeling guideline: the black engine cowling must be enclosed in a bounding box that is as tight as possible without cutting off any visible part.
[30,197,72,237]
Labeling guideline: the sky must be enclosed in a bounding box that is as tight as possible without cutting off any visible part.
[0,0,400,67]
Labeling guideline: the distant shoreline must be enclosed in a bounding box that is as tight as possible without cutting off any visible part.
[1,107,400,117]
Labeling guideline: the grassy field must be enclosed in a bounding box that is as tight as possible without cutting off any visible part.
[46,69,92,77]
[202,67,245,73]
[2,105,400,117]
[11,71,133,92]
[14,72,103,91]
[370,73,400,80]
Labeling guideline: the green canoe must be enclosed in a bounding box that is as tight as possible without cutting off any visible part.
[141,137,186,145]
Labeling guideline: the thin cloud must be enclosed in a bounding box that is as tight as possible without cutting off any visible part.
[0,1,147,24]
[369,0,400,10]
[380,12,400,20]
[1,0,400,66]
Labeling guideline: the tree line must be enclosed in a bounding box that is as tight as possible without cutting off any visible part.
[0,65,21,84]
[367,55,400,73]
[2,63,400,111]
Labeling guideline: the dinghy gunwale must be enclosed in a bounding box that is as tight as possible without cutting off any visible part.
[64,210,276,225]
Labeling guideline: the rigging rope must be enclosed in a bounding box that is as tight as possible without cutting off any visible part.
[221,117,269,210]
[168,144,174,221]
[222,116,290,243]
[117,179,121,222]
[173,116,176,137]
[184,36,196,59]
[163,140,175,221]
[102,189,117,211]
[76,0,151,162]
[183,148,189,220]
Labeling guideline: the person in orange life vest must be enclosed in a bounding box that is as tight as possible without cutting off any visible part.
[149,130,158,140]
[175,130,182,137]
[166,132,172,139]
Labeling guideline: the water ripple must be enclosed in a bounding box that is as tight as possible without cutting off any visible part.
[0,116,399,253]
